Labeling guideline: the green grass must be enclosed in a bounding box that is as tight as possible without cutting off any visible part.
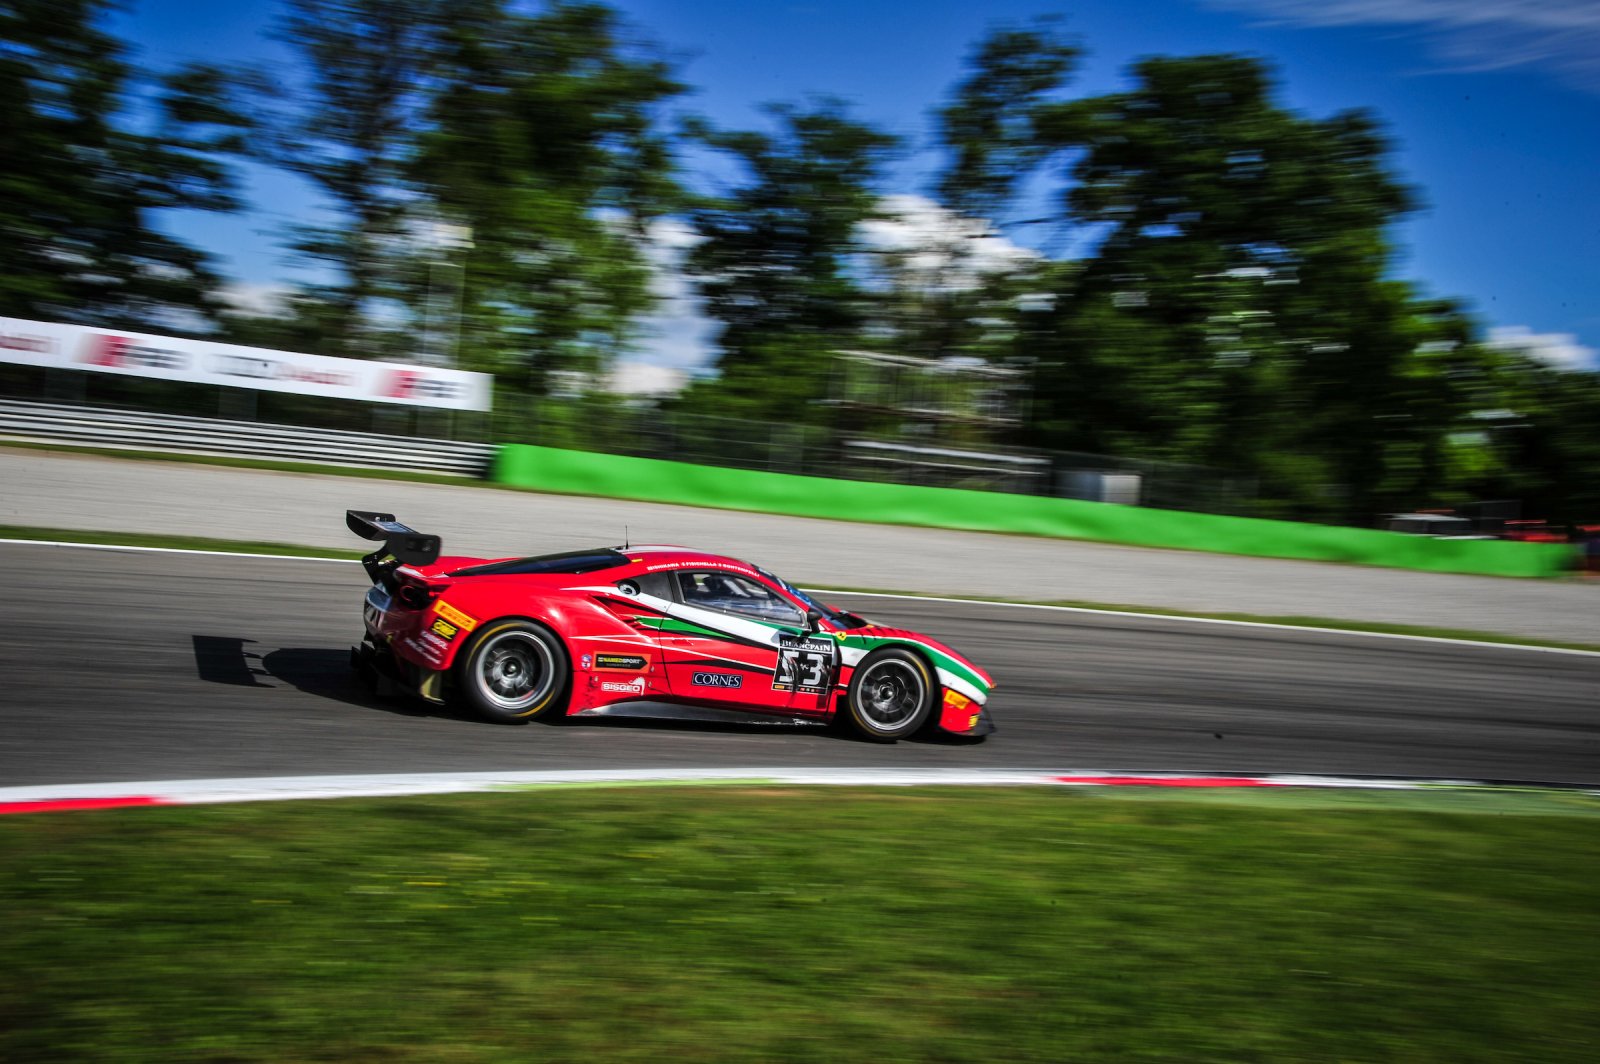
[2,787,1598,1063]
[3,522,1595,653]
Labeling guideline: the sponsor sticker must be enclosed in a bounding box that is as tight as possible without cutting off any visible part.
[432,601,478,632]
[772,641,833,695]
[429,618,459,640]
[402,636,441,664]
[594,653,648,671]
[600,677,647,695]
[779,634,835,654]
[692,671,743,689]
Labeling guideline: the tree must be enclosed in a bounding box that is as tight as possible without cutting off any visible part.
[683,99,899,421]
[0,0,251,330]
[410,0,683,393]
[1472,352,1600,524]
[934,17,1081,220]
[1024,54,1458,519]
[276,0,442,357]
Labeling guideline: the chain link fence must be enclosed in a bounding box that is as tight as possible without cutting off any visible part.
[1,365,1256,516]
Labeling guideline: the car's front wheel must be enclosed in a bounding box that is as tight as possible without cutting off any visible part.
[842,647,935,742]
[456,619,570,723]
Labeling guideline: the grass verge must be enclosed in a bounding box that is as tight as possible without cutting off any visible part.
[2,523,1594,653]
[2,787,1598,1063]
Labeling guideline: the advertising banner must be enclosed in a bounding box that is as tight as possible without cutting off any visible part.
[0,316,492,411]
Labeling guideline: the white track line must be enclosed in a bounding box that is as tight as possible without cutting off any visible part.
[4,537,1596,657]
[0,538,356,563]
[6,767,1596,814]
[803,588,1600,658]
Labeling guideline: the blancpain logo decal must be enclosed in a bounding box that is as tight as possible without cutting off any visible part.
[600,677,647,695]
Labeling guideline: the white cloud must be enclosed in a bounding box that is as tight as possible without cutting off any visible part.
[609,361,688,395]
[1486,324,1598,370]
[216,282,293,317]
[859,195,1041,293]
[1212,0,1600,93]
[617,201,1038,389]
[622,217,717,386]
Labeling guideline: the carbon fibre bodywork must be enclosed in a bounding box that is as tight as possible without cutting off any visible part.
[353,527,995,739]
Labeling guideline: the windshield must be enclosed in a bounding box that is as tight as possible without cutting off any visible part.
[754,565,861,627]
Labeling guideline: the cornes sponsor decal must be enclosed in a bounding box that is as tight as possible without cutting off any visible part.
[691,671,743,689]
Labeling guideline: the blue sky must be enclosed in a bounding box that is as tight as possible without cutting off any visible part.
[115,0,1600,371]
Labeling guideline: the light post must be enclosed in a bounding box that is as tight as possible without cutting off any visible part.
[418,220,473,368]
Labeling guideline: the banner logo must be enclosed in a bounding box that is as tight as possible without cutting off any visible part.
[80,335,187,372]
[385,369,464,402]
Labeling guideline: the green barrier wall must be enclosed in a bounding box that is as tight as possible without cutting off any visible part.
[492,444,1572,579]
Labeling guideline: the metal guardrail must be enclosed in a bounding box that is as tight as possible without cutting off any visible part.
[0,399,495,476]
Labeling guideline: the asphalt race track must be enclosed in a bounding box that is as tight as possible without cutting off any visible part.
[4,542,1597,788]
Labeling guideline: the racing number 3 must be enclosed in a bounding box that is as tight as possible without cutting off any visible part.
[775,647,830,692]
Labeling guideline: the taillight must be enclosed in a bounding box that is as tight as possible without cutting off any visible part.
[395,584,432,610]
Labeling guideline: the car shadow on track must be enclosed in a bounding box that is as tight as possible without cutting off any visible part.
[191,636,487,726]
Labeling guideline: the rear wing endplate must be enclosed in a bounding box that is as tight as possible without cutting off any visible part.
[346,510,441,567]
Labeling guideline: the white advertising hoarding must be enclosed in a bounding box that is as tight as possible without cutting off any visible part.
[0,316,492,412]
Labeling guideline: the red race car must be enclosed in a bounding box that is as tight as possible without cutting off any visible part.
[347,510,995,741]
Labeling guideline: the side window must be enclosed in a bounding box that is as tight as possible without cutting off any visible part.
[615,572,675,600]
[675,571,803,626]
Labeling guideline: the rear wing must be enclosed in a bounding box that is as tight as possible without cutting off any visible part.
[346,510,442,570]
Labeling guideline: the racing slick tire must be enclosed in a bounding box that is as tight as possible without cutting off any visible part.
[842,647,935,743]
[455,619,571,723]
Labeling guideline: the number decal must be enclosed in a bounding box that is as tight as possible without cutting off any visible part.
[773,635,835,694]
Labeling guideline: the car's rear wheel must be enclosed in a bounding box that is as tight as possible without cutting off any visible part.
[456,619,570,723]
[843,647,935,742]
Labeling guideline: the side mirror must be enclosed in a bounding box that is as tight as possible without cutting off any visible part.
[804,608,823,633]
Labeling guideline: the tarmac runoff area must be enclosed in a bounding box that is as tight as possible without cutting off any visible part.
[1,446,1596,643]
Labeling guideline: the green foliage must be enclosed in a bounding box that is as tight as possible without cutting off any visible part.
[411,0,683,388]
[1473,352,1600,523]
[935,16,1081,219]
[275,0,443,356]
[2,6,1594,525]
[682,100,899,421]
[0,0,252,330]
[1022,54,1520,520]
